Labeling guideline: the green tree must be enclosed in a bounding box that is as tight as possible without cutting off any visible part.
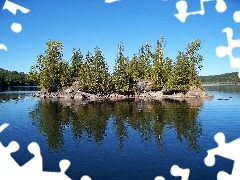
[151,37,166,90]
[168,51,190,92]
[92,47,111,93]
[168,39,203,92]
[186,39,203,88]
[78,51,92,91]
[78,48,110,94]
[112,42,134,94]
[28,40,70,92]
[70,48,84,80]
[59,60,72,87]
[138,43,152,80]
[127,54,141,80]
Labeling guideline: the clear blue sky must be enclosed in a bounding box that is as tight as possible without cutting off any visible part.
[0,0,240,76]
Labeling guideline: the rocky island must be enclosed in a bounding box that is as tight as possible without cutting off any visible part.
[28,38,214,107]
[32,80,214,106]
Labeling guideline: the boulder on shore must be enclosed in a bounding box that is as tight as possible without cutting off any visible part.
[32,83,214,104]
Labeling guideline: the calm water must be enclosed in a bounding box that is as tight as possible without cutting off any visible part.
[0,85,240,179]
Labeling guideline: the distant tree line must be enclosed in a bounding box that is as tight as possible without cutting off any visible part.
[200,72,240,84]
[27,37,204,94]
[0,68,30,87]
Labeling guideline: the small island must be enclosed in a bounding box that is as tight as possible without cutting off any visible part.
[28,37,214,104]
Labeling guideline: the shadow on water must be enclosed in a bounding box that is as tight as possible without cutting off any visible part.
[203,85,240,93]
[29,98,204,151]
[0,86,40,103]
[0,93,21,102]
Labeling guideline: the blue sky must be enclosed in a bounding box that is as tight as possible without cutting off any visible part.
[0,0,240,76]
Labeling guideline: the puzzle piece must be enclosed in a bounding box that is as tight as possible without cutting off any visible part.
[217,9,240,73]
[1,0,30,51]
[105,0,120,3]
[204,132,240,180]
[3,0,30,15]
[0,141,21,178]
[174,0,227,22]
[2,0,30,33]
[154,164,190,180]
[28,160,72,180]
[80,175,92,180]
[215,11,240,78]
[171,165,190,180]
[0,123,9,133]
[0,124,91,179]
[233,11,240,23]
[21,142,43,174]
[0,44,7,51]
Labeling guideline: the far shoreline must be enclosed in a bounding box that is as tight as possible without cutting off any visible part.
[202,83,240,86]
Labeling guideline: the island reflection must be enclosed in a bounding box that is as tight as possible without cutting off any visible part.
[29,98,204,150]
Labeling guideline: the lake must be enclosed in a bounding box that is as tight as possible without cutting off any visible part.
[0,85,239,179]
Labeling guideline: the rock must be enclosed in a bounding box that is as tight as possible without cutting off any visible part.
[31,83,214,105]
[174,92,185,98]
[148,91,163,100]
[88,94,99,101]
[185,87,205,98]
[65,88,74,94]
[136,80,152,93]
[74,92,83,100]
[161,87,174,95]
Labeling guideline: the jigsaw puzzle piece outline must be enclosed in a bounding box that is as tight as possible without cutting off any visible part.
[171,165,190,180]
[0,123,9,133]
[0,141,21,178]
[204,132,240,179]
[3,0,30,15]
[233,11,240,23]
[154,164,190,180]
[21,142,43,174]
[174,0,227,23]
[215,27,240,77]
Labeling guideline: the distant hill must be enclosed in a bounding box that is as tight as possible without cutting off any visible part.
[0,68,30,87]
[200,72,240,84]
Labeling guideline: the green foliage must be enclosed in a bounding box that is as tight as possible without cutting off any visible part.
[70,48,84,80]
[27,40,71,92]
[168,39,203,92]
[127,54,142,80]
[59,61,72,87]
[79,47,111,94]
[138,43,152,80]
[112,42,134,94]
[200,72,240,83]
[78,51,93,92]
[0,68,27,87]
[28,37,206,94]
[151,37,172,90]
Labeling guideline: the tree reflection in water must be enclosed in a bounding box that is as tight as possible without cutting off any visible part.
[29,98,204,150]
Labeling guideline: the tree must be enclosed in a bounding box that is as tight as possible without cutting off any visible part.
[138,42,153,80]
[70,48,84,80]
[78,51,93,92]
[59,60,71,87]
[151,37,166,90]
[112,42,134,94]
[168,39,203,92]
[169,51,190,92]
[78,48,110,94]
[92,47,111,93]
[186,39,203,88]
[28,40,69,92]
[127,54,141,80]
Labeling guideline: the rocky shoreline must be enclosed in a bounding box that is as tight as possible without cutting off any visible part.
[31,85,214,104]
